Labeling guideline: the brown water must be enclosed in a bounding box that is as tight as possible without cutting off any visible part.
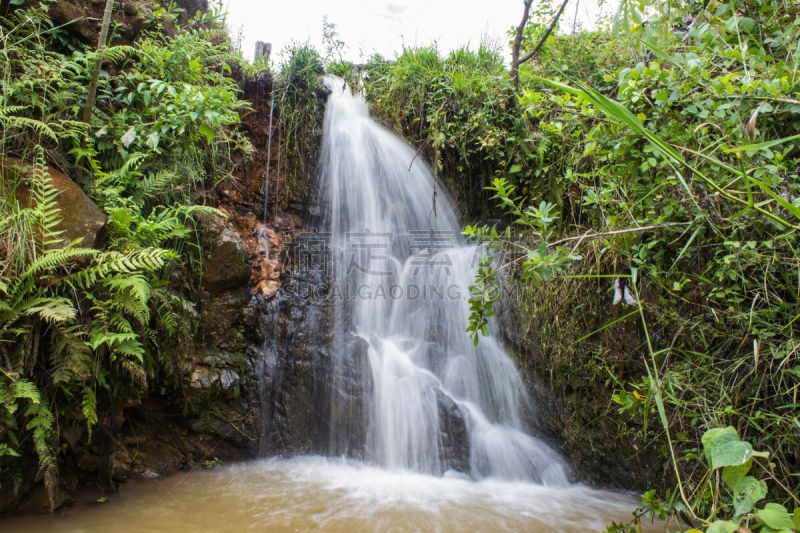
[0,456,664,533]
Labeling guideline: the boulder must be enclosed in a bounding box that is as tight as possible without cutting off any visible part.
[201,213,251,291]
[436,390,470,473]
[6,159,107,248]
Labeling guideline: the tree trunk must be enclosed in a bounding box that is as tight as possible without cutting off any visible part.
[82,0,115,124]
[511,0,533,91]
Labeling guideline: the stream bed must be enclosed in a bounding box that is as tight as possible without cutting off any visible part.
[0,456,658,532]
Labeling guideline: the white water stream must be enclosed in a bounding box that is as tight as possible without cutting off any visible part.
[321,75,566,482]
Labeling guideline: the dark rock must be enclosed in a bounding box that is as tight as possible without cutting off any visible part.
[201,213,251,291]
[436,390,470,473]
[76,452,103,473]
[18,484,73,513]
[29,0,206,47]
[0,454,37,512]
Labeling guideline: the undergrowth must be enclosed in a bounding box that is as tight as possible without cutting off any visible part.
[0,2,251,508]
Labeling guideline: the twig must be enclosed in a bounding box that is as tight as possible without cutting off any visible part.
[546,222,690,249]
[518,0,570,65]
[753,457,800,506]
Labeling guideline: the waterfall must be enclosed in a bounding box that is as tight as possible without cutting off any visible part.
[263,95,274,223]
[319,75,568,484]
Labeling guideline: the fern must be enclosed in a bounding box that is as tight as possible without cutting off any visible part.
[49,325,92,383]
[1,2,252,503]
[81,386,97,441]
[13,379,41,404]
[21,297,76,324]
[0,115,58,141]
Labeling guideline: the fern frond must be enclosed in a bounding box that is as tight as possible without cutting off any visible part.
[81,387,97,441]
[0,116,58,141]
[119,360,147,389]
[0,105,28,117]
[104,274,151,325]
[49,325,92,383]
[88,44,138,64]
[88,330,138,350]
[14,379,41,404]
[15,247,97,297]
[29,149,65,246]
[135,170,181,200]
[22,297,76,324]
[65,248,169,290]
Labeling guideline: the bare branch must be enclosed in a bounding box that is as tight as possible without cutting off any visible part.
[519,0,570,66]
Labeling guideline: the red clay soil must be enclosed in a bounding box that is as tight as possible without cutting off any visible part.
[216,73,302,297]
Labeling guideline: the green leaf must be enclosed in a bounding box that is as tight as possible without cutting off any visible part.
[731,476,767,516]
[198,123,214,143]
[706,520,738,533]
[701,426,754,470]
[146,132,160,149]
[639,38,682,70]
[757,503,795,531]
[724,133,800,154]
[722,461,751,487]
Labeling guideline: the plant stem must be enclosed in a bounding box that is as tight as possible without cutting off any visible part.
[82,0,115,124]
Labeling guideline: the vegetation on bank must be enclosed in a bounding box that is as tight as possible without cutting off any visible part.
[285,1,800,531]
[0,1,254,508]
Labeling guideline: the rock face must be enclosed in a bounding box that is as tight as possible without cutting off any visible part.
[245,233,336,454]
[436,391,470,473]
[6,159,107,248]
[201,213,252,291]
[40,0,209,47]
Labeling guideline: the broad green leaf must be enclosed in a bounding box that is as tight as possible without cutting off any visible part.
[706,520,738,533]
[199,123,214,143]
[722,461,751,487]
[757,503,795,531]
[639,38,683,70]
[731,476,767,516]
[701,426,753,470]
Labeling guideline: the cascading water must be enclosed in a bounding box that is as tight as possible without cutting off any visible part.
[319,75,568,484]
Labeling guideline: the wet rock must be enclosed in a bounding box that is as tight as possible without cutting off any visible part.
[200,287,251,349]
[76,452,103,473]
[217,369,239,389]
[436,390,470,473]
[190,366,211,389]
[7,159,107,248]
[201,213,251,291]
[109,449,132,483]
[190,366,240,390]
[137,469,160,480]
[256,279,280,298]
[18,484,73,514]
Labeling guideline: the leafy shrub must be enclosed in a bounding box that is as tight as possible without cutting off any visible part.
[0,3,251,506]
